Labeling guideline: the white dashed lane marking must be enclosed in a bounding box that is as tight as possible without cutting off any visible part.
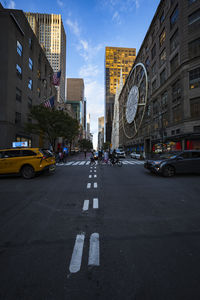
[94,182,98,188]
[69,233,85,273]
[93,198,99,209]
[88,233,100,267]
[87,183,91,189]
[83,200,89,211]
[89,175,92,178]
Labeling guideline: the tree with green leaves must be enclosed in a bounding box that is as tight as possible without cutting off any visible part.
[25,105,79,152]
[102,141,110,151]
[78,139,93,151]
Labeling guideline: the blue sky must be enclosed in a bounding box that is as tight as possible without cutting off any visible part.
[3,0,160,148]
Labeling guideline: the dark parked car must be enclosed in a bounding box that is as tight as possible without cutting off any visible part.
[144,150,200,177]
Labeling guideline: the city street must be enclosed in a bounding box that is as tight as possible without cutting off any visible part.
[0,160,200,300]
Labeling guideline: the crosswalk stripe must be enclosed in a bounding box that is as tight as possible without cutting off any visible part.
[72,161,81,165]
[57,160,144,166]
[65,161,75,165]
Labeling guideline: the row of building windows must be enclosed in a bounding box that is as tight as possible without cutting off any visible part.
[152,65,200,95]
[15,112,32,125]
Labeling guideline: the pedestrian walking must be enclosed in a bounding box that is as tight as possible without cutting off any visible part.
[58,151,63,163]
[84,149,87,159]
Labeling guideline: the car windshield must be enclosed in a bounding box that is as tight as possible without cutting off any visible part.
[40,149,54,157]
[159,153,177,159]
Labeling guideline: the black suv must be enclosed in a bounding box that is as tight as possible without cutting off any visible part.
[144,150,200,177]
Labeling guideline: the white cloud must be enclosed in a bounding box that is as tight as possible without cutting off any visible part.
[8,0,15,9]
[57,0,64,7]
[101,0,140,23]
[66,19,81,37]
[79,64,99,78]
[112,11,121,24]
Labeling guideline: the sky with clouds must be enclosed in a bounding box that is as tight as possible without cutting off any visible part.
[3,0,160,148]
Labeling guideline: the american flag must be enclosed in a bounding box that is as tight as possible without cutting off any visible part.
[52,71,61,86]
[44,96,54,108]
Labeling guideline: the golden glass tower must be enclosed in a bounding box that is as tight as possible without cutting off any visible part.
[105,47,136,142]
[25,13,66,103]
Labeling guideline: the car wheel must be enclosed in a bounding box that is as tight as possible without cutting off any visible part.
[162,165,175,177]
[21,165,35,179]
[117,161,123,167]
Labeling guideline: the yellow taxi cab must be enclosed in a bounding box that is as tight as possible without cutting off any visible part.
[0,148,56,179]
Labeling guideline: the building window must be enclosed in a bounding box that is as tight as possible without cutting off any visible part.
[160,69,166,85]
[161,91,168,108]
[28,78,33,90]
[37,87,40,97]
[172,105,181,123]
[160,11,165,25]
[17,41,22,56]
[153,99,159,115]
[16,87,22,102]
[15,112,21,124]
[151,44,156,60]
[188,38,200,59]
[189,67,200,89]
[29,58,33,70]
[160,48,166,66]
[159,29,166,47]
[188,9,200,25]
[190,98,200,118]
[194,125,200,132]
[170,54,179,73]
[152,80,157,92]
[37,69,41,80]
[145,57,150,71]
[172,79,181,103]
[29,38,33,49]
[28,97,32,109]
[16,64,22,79]
[170,6,179,29]
[170,30,179,53]
[152,62,156,76]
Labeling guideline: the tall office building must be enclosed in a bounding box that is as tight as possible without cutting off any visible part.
[25,13,66,103]
[105,46,136,142]
[98,116,104,150]
[66,78,86,137]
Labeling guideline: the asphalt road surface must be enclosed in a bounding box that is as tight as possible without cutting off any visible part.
[0,159,200,300]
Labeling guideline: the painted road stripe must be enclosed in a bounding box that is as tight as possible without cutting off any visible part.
[90,170,92,173]
[94,174,97,178]
[79,161,86,165]
[87,183,91,189]
[65,161,75,165]
[89,175,92,178]
[72,161,81,165]
[86,161,90,165]
[94,182,97,188]
[83,200,89,211]
[88,233,100,266]
[93,198,98,209]
[69,234,85,273]
[94,170,96,173]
